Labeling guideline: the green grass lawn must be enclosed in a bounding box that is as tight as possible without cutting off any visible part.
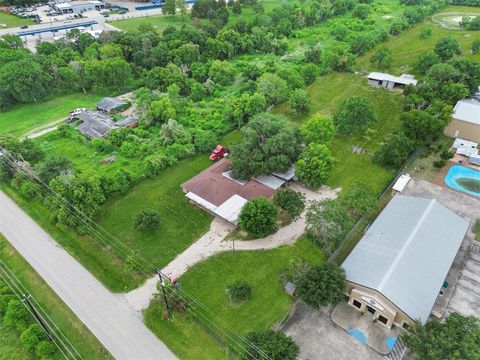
[473,219,480,241]
[355,6,480,76]
[0,13,32,29]
[0,235,112,360]
[98,155,213,268]
[145,237,324,359]
[0,93,103,137]
[276,72,402,194]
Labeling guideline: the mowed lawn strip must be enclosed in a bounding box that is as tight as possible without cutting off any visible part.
[0,92,102,137]
[145,237,324,359]
[355,6,480,75]
[98,155,213,268]
[0,235,112,360]
[0,13,32,29]
[275,72,402,193]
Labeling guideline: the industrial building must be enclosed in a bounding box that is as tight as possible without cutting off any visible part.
[342,195,469,329]
[54,1,105,14]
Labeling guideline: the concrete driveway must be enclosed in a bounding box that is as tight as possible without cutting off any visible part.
[283,303,382,360]
[0,191,177,360]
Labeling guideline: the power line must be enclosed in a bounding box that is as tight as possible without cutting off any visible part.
[0,149,272,359]
[0,259,84,360]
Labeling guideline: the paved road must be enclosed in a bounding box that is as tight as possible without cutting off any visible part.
[0,191,177,360]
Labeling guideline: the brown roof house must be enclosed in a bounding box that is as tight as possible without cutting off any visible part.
[181,159,292,224]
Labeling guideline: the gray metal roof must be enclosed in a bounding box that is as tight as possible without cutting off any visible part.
[342,195,469,324]
[96,97,127,112]
[453,99,480,125]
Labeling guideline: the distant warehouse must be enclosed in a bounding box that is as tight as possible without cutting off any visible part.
[55,1,105,14]
[342,195,468,329]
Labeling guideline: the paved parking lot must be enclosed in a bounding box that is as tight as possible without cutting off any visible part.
[283,303,382,360]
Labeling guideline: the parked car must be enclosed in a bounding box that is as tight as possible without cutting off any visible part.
[69,108,86,116]
[20,25,29,29]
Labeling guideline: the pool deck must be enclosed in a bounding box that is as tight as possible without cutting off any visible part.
[433,160,479,199]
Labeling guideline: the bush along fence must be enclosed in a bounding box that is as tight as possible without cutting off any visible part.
[0,258,83,360]
[330,150,419,265]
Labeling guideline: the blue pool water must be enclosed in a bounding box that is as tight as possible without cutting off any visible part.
[347,328,367,344]
[444,166,480,198]
[386,337,397,351]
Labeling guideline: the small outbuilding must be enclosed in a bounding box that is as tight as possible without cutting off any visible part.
[444,99,480,143]
[96,97,128,113]
[392,174,411,193]
[367,72,418,89]
[342,195,468,329]
[55,0,105,14]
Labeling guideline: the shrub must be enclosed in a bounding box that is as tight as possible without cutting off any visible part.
[20,324,46,350]
[3,299,31,333]
[420,26,432,39]
[238,198,278,238]
[297,262,346,309]
[440,150,453,160]
[289,89,311,115]
[226,281,252,302]
[433,159,447,168]
[273,189,305,219]
[35,341,57,359]
[243,330,299,360]
[134,209,160,231]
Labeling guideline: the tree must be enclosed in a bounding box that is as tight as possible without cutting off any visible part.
[20,324,46,350]
[297,262,346,308]
[208,60,235,86]
[289,89,311,115]
[161,119,190,145]
[36,341,57,359]
[420,26,433,39]
[306,200,353,255]
[177,0,188,18]
[295,144,335,188]
[352,4,370,19]
[231,113,302,179]
[414,51,441,74]
[232,1,241,15]
[35,156,71,184]
[370,47,392,70]
[404,313,480,360]
[238,198,278,238]
[434,37,461,61]
[243,331,299,360]
[134,209,160,231]
[301,114,335,145]
[472,39,480,55]
[300,63,319,85]
[333,96,376,135]
[145,97,176,126]
[339,180,377,217]
[373,132,415,168]
[273,188,305,219]
[400,109,445,144]
[3,299,31,333]
[256,73,289,105]
[163,0,176,15]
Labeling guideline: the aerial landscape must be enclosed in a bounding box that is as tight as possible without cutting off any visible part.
[0,0,479,359]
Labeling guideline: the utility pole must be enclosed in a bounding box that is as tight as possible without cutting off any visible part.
[22,294,53,341]
[156,270,171,317]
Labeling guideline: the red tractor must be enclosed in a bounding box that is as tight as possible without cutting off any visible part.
[209,145,229,161]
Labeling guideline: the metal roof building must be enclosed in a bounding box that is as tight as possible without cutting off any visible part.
[444,99,480,142]
[367,72,418,89]
[342,195,469,327]
[96,97,127,113]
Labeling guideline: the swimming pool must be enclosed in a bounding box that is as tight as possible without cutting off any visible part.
[444,166,480,198]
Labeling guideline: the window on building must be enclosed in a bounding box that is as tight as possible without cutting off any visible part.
[378,315,388,325]
[366,306,375,314]
[402,322,410,330]
[352,300,362,309]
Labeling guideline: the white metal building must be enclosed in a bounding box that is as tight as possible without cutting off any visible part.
[55,1,105,14]
[367,72,418,89]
